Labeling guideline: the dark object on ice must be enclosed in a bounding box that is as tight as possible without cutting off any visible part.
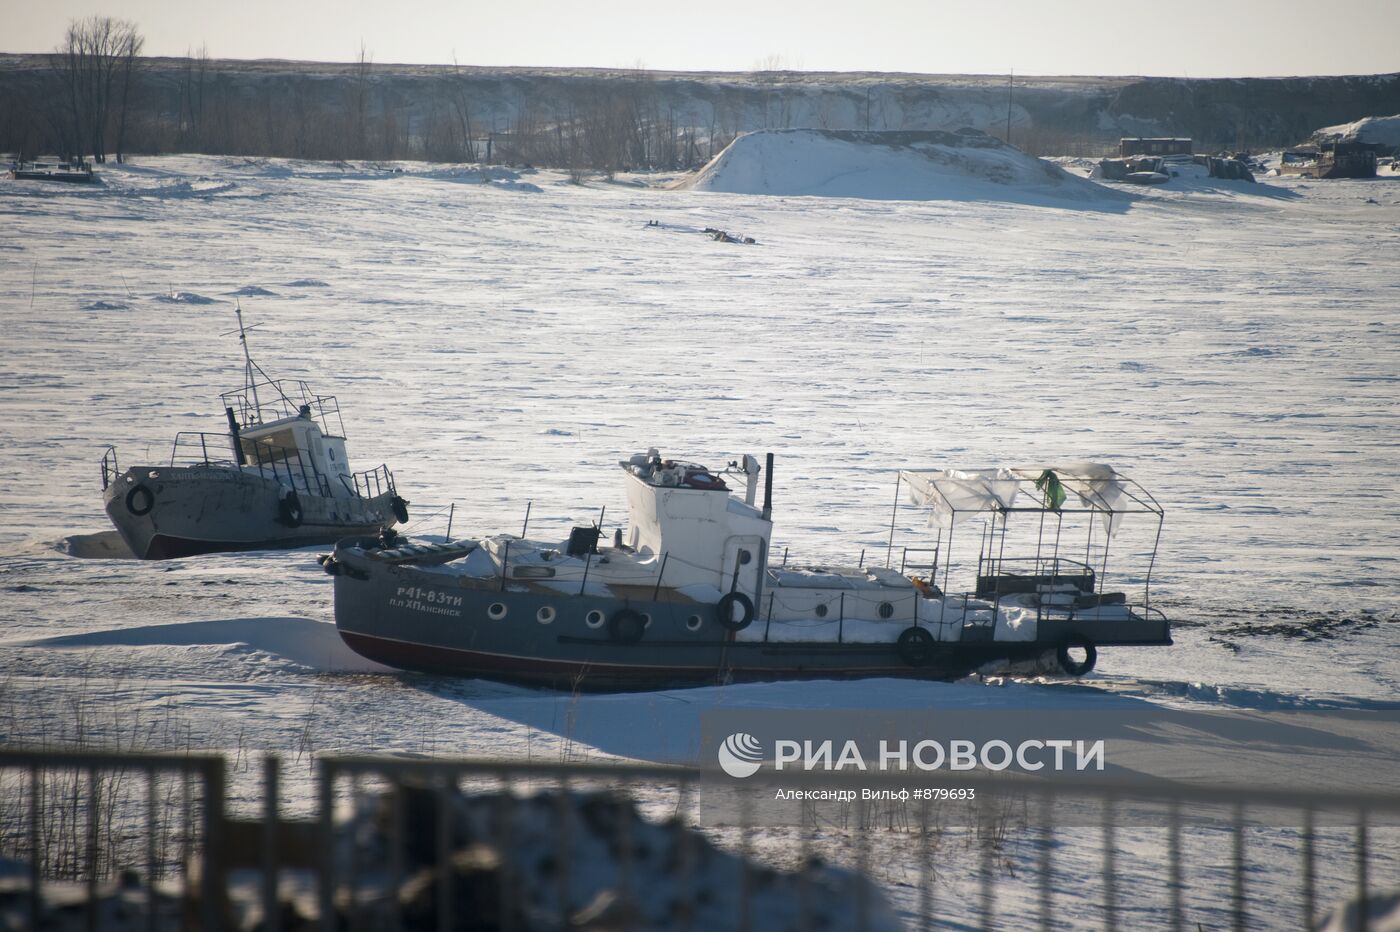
[703,227,757,245]
[1119,137,1192,157]
[1279,141,1378,179]
[1097,157,1170,184]
[8,157,96,182]
[1204,157,1256,182]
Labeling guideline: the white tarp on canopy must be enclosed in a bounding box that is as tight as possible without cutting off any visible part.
[1015,463,1129,538]
[901,468,1020,529]
[901,463,1131,537]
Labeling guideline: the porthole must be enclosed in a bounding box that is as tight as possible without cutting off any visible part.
[815,603,828,618]
[537,606,556,625]
[686,615,703,632]
[487,602,508,620]
[878,602,894,619]
[641,613,653,629]
[585,610,605,629]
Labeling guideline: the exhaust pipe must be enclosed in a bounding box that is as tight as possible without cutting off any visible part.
[225,407,246,465]
[762,452,774,521]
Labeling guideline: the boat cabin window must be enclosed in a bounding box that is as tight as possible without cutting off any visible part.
[241,428,302,466]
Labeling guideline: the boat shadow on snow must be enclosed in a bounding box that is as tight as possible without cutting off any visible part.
[398,671,1395,779]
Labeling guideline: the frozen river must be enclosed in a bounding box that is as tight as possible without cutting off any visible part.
[1,153,1397,927]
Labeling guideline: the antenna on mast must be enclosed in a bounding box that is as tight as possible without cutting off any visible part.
[221,300,290,425]
[232,301,262,421]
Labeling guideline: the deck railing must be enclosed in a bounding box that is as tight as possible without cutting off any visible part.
[220,379,346,437]
[350,464,395,499]
[99,446,120,491]
[166,431,332,497]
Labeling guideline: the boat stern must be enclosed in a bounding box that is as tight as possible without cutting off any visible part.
[1037,609,1172,648]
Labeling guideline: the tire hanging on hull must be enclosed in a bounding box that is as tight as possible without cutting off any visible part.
[896,626,936,666]
[125,484,155,516]
[608,608,646,643]
[716,592,755,631]
[278,490,303,528]
[1056,635,1098,676]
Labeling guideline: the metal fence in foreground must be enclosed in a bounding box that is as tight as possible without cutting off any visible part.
[1,747,1396,931]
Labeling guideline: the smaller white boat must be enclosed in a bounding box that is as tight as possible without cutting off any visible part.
[101,307,408,559]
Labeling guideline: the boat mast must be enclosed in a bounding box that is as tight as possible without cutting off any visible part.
[234,301,262,421]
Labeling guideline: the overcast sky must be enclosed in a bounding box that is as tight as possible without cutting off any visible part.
[6,0,1399,77]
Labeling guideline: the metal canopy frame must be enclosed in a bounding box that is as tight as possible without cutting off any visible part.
[884,468,1166,619]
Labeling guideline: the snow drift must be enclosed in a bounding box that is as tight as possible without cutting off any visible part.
[678,128,1115,203]
[1312,113,1400,152]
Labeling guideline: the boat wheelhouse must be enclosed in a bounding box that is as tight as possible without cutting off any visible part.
[327,450,1170,690]
[100,308,407,559]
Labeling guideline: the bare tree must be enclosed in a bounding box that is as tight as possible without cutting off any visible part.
[111,29,144,162]
[178,45,211,151]
[347,42,372,159]
[448,55,477,162]
[49,16,144,163]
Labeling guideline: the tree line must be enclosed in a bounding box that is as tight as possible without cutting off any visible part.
[23,16,145,164]
[9,17,1355,169]
[1,18,758,172]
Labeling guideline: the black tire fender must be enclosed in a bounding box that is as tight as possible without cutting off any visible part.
[124,484,155,517]
[278,490,303,528]
[897,626,936,667]
[390,495,409,525]
[716,591,755,631]
[1056,635,1098,677]
[608,608,646,644]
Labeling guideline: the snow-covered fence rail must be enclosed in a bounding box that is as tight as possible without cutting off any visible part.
[3,748,1398,930]
[0,747,227,931]
[314,755,1400,932]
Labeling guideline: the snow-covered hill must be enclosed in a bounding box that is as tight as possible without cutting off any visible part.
[679,128,1115,203]
[1313,113,1400,151]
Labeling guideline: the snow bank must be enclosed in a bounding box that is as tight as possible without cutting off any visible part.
[677,128,1116,204]
[11,616,391,674]
[1312,113,1400,151]
[59,529,136,558]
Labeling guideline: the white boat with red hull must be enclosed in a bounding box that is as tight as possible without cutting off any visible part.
[327,451,1171,691]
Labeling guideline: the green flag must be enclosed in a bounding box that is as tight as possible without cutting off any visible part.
[1035,469,1066,511]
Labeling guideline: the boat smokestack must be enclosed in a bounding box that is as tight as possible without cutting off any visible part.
[762,452,774,521]
[225,407,246,465]
[742,454,760,506]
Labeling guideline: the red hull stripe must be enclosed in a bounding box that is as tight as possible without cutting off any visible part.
[336,629,936,685]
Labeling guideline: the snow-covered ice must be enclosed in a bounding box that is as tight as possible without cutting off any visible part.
[2,151,1398,928]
